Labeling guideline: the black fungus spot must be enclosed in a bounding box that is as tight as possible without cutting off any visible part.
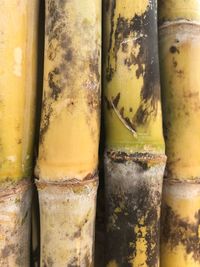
[170,46,180,54]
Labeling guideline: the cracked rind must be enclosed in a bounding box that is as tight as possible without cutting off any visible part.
[158,0,200,24]
[37,178,98,267]
[159,23,200,180]
[104,152,166,267]
[103,0,165,154]
[35,0,101,181]
[0,179,32,267]
[161,180,200,267]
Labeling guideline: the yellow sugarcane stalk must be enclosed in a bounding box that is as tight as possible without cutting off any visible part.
[0,1,38,266]
[159,1,200,266]
[103,0,166,266]
[35,0,101,266]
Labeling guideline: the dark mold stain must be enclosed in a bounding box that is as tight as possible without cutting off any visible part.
[104,96,112,110]
[68,256,79,267]
[105,177,161,266]
[21,210,29,225]
[89,49,100,82]
[104,0,161,128]
[105,0,111,12]
[68,253,93,267]
[87,48,101,113]
[161,204,200,262]
[72,229,81,239]
[39,97,53,143]
[172,57,177,68]
[1,244,16,258]
[48,67,63,100]
[64,48,73,62]
[106,0,116,82]
[83,253,93,267]
[112,93,120,108]
[170,46,180,54]
[47,256,54,266]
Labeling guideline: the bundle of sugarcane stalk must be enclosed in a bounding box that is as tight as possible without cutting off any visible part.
[159,0,200,266]
[103,0,166,266]
[35,0,101,266]
[0,1,38,266]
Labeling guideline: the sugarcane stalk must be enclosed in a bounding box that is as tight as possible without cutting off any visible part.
[103,0,166,266]
[0,1,39,266]
[35,0,101,266]
[159,1,200,266]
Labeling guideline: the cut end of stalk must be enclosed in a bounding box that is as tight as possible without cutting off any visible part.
[36,177,98,267]
[0,179,32,267]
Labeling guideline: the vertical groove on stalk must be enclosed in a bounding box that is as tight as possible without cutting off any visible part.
[35,0,101,266]
[103,0,166,266]
[159,1,200,266]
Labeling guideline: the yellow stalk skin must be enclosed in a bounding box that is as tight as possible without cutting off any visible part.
[0,0,38,182]
[159,3,200,266]
[35,0,101,266]
[159,0,200,23]
[104,1,166,266]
